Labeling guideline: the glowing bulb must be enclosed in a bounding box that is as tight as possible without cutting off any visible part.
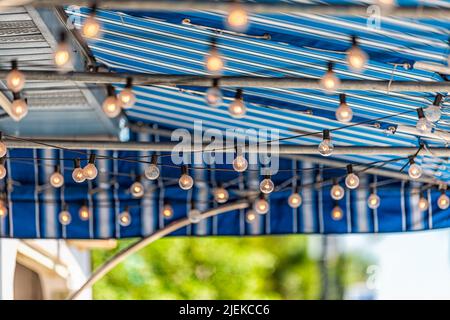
[119,210,131,227]
[227,4,249,32]
[82,15,101,39]
[331,205,344,221]
[246,210,257,223]
[331,184,345,200]
[50,172,64,188]
[79,206,90,221]
[188,209,202,223]
[205,86,223,107]
[0,201,7,218]
[259,177,274,194]
[118,88,136,109]
[130,181,144,198]
[336,102,353,123]
[205,47,224,74]
[144,164,160,180]
[59,210,71,225]
[82,163,98,180]
[438,193,450,210]
[254,197,269,215]
[162,204,173,218]
[320,69,340,93]
[377,0,396,11]
[346,45,368,72]
[179,173,194,190]
[367,193,380,209]
[345,173,360,189]
[318,139,334,157]
[11,98,28,121]
[72,168,86,183]
[102,96,121,118]
[6,68,25,93]
[233,155,248,172]
[228,99,246,118]
[418,196,429,211]
[0,164,6,180]
[288,192,302,209]
[0,141,6,158]
[214,187,229,204]
[408,163,422,179]
[54,42,71,68]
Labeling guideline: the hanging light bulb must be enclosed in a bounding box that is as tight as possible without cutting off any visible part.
[335,94,353,123]
[408,157,422,179]
[288,186,302,209]
[331,181,345,200]
[254,194,269,215]
[424,94,443,123]
[331,205,344,221]
[0,132,6,158]
[233,145,248,172]
[345,165,360,189]
[346,36,368,72]
[320,62,340,93]
[367,192,380,209]
[245,210,257,223]
[259,174,275,194]
[162,201,173,218]
[130,177,145,198]
[418,194,429,211]
[416,108,432,134]
[205,78,223,107]
[318,129,334,156]
[377,0,397,12]
[229,89,246,118]
[118,77,136,109]
[82,154,98,180]
[438,188,450,210]
[50,165,64,188]
[6,60,25,93]
[102,85,121,118]
[226,2,249,32]
[59,205,71,226]
[0,200,7,218]
[213,185,229,204]
[0,158,7,180]
[119,207,131,227]
[188,202,202,223]
[11,93,28,121]
[82,5,101,39]
[72,158,86,183]
[144,154,160,180]
[54,31,71,69]
[79,204,90,221]
[205,37,224,74]
[179,165,194,190]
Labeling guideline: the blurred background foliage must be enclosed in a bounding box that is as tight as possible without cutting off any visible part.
[92,236,370,300]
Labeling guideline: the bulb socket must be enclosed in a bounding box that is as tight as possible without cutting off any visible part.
[408,156,416,165]
[134,174,141,182]
[433,94,443,106]
[11,59,18,70]
[0,157,5,165]
[235,88,243,100]
[125,77,133,89]
[209,36,217,48]
[351,35,358,46]
[263,174,270,180]
[12,92,21,101]
[88,154,96,164]
[339,94,346,105]
[59,31,67,43]
[327,61,334,72]
[54,164,61,173]
[63,203,69,211]
[151,154,158,165]
[258,193,266,200]
[346,164,354,174]
[181,165,188,176]
[322,129,331,140]
[90,3,98,15]
[106,84,116,97]
[73,158,81,169]
[416,107,425,119]
[0,131,3,141]
[212,78,220,88]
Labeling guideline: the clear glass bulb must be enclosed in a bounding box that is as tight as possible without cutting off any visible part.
[335,102,353,123]
[246,210,257,223]
[346,45,368,72]
[59,210,71,225]
[11,99,28,121]
[205,48,224,74]
[259,178,274,194]
[188,209,202,223]
[232,155,248,172]
[0,165,6,180]
[119,211,131,226]
[0,201,7,218]
[214,187,229,204]
[118,88,136,109]
[162,204,173,218]
[102,96,121,118]
[318,138,334,156]
[416,118,432,134]
[331,205,344,221]
[227,4,249,32]
[408,163,422,179]
[288,193,302,209]
[331,184,345,200]
[418,197,428,211]
[82,163,98,180]
[6,69,25,93]
[130,181,144,198]
[228,99,246,118]
[54,42,71,68]
[367,193,380,209]
[72,168,86,183]
[82,16,101,39]
[144,164,160,180]
[345,173,360,189]
[438,193,450,210]
[50,172,64,188]
[205,87,223,107]
[424,105,441,123]
[179,173,194,190]
[254,198,269,215]
[319,71,340,93]
[79,206,90,221]
[0,141,6,158]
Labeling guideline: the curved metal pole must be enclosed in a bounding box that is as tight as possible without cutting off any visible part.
[67,201,249,300]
